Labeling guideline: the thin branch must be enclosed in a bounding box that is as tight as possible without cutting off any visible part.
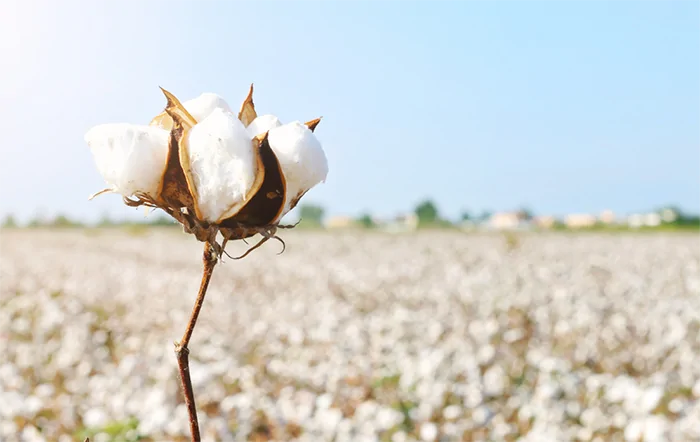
[175,241,218,442]
[271,235,286,255]
[230,236,270,260]
[278,220,301,229]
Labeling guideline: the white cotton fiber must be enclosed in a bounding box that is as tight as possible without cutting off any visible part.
[184,108,258,223]
[84,123,170,198]
[267,121,328,219]
[246,114,282,137]
[181,93,233,122]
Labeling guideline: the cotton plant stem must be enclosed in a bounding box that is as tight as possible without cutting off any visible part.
[175,241,218,442]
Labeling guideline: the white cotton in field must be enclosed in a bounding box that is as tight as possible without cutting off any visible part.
[84,123,170,198]
[267,121,328,218]
[184,108,259,223]
[246,114,282,137]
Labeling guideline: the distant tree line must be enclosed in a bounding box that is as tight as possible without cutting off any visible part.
[661,205,700,226]
[1,212,177,229]
[292,200,502,229]
[2,200,699,230]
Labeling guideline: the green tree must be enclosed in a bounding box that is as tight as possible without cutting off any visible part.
[51,214,81,228]
[357,213,375,229]
[659,206,683,225]
[299,204,325,227]
[27,210,48,228]
[517,207,534,221]
[148,213,177,226]
[415,200,439,226]
[2,214,17,228]
[460,211,472,222]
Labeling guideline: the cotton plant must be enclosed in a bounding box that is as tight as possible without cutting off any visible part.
[83,85,328,442]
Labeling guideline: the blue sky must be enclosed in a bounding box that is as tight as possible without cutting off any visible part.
[1,0,698,223]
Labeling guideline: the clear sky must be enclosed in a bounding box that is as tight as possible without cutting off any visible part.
[1,0,698,224]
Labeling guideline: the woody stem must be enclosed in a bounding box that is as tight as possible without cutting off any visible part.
[175,241,217,442]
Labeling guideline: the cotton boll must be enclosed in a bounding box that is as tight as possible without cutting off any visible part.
[151,93,232,129]
[84,123,169,198]
[183,108,261,223]
[246,114,282,137]
[267,121,329,219]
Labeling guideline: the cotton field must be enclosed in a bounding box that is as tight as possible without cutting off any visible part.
[1,229,699,442]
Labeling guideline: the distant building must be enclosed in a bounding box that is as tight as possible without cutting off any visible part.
[533,215,557,229]
[565,214,597,229]
[599,210,617,225]
[627,212,662,228]
[324,216,357,229]
[382,213,418,233]
[644,213,661,227]
[627,213,644,228]
[488,211,531,230]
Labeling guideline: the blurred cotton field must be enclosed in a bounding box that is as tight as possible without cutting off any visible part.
[1,229,700,442]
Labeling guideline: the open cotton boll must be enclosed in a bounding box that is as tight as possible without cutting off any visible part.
[84,123,170,198]
[246,114,282,137]
[267,121,329,218]
[184,108,260,223]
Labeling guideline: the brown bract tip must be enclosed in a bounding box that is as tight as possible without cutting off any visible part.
[160,88,197,127]
[238,83,257,127]
[304,117,322,132]
[253,131,269,144]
